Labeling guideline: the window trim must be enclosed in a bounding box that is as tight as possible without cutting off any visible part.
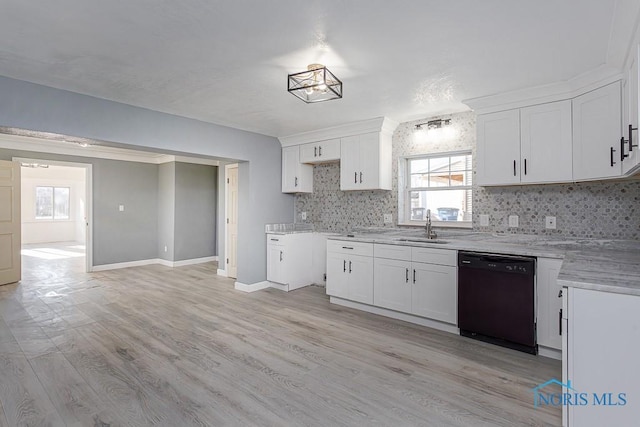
[35,186,71,221]
[399,150,472,229]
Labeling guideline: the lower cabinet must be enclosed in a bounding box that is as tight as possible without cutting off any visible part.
[373,257,412,312]
[536,257,564,351]
[411,262,457,324]
[326,240,374,304]
[266,233,312,291]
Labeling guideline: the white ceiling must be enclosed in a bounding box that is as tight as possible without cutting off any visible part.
[0,1,638,138]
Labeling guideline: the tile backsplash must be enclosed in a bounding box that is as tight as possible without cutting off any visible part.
[295,111,640,240]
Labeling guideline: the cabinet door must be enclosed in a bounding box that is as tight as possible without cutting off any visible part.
[623,45,640,174]
[347,254,374,305]
[476,110,521,185]
[267,243,286,284]
[340,135,361,190]
[520,100,573,183]
[357,132,382,190]
[299,143,319,164]
[536,258,563,350]
[411,263,457,324]
[374,258,412,312]
[572,81,622,180]
[317,138,341,161]
[326,252,348,299]
[282,146,313,193]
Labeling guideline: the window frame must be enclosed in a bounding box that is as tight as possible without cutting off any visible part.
[399,150,472,229]
[35,186,71,221]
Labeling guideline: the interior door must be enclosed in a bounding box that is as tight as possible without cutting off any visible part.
[226,165,238,278]
[0,160,21,285]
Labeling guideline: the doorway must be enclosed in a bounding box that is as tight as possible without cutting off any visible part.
[225,163,238,279]
[16,158,92,274]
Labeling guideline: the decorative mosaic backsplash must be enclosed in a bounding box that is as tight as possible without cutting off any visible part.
[295,111,640,240]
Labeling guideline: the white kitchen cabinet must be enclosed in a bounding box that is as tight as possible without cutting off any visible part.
[477,101,572,186]
[282,146,313,193]
[300,138,340,164]
[563,287,640,426]
[520,100,573,183]
[326,240,374,304]
[572,81,622,181]
[374,257,412,313]
[410,250,457,325]
[266,233,312,290]
[476,109,521,185]
[622,44,640,175]
[536,257,563,351]
[340,132,392,191]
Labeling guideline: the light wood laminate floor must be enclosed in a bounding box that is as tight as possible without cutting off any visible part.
[0,248,561,426]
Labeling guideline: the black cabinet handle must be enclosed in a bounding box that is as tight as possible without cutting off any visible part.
[319,146,322,157]
[314,146,317,157]
[631,124,639,152]
[295,176,298,187]
[349,261,352,273]
[341,246,354,250]
[359,172,363,183]
[413,269,416,284]
[270,238,279,241]
[405,268,409,283]
[559,309,562,335]
[558,289,563,298]
[343,260,346,272]
[610,147,616,167]
[513,160,516,176]
[524,158,527,175]
[621,137,629,161]
[279,251,283,262]
[354,172,357,183]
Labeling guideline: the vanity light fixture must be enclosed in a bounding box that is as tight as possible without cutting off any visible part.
[288,63,343,103]
[414,119,452,131]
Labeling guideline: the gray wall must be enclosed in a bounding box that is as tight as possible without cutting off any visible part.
[0,76,293,284]
[174,162,217,261]
[0,149,159,264]
[158,162,175,261]
[296,111,640,240]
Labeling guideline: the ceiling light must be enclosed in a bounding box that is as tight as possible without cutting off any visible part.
[288,63,342,103]
[21,162,49,168]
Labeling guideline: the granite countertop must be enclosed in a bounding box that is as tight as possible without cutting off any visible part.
[327,228,640,297]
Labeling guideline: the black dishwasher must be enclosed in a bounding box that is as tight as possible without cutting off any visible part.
[458,251,537,354]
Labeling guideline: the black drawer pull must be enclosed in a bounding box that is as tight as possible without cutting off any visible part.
[342,246,354,250]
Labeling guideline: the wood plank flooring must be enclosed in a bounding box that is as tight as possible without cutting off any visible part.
[0,244,561,426]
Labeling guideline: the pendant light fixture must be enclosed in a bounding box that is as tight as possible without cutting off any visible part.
[288,63,343,103]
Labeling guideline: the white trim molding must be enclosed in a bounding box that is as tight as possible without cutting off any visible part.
[234,280,271,293]
[92,256,217,272]
[216,269,227,277]
[278,116,399,147]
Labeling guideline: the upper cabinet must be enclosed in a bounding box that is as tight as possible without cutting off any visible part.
[622,43,640,175]
[572,81,622,181]
[340,132,392,191]
[299,138,340,164]
[476,100,572,186]
[282,145,312,193]
[278,117,398,193]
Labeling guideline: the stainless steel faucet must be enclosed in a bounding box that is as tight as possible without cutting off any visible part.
[425,209,438,239]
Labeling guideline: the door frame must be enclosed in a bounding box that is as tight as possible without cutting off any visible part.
[14,157,93,273]
[224,163,239,278]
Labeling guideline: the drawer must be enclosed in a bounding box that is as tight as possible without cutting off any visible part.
[374,243,411,261]
[411,247,457,266]
[327,239,374,257]
[267,234,286,245]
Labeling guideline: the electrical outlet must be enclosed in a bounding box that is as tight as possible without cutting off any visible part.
[383,213,393,224]
[164,246,168,252]
[300,211,307,220]
[479,214,490,227]
[545,216,557,230]
[508,215,519,228]
[119,204,125,212]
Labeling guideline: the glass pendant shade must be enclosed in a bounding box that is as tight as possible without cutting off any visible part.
[288,64,343,103]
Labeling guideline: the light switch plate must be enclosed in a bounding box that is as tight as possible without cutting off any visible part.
[479,214,489,227]
[119,204,125,212]
[545,216,557,230]
[508,215,519,228]
[383,213,393,224]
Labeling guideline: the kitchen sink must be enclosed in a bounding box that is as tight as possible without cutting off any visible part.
[396,238,449,244]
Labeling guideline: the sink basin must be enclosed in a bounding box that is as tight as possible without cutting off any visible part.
[396,238,449,244]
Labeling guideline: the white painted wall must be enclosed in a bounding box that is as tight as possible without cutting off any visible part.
[21,165,86,244]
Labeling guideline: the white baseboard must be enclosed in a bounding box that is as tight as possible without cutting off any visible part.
[234,280,271,293]
[91,258,160,272]
[92,256,217,272]
[329,296,460,335]
[217,269,227,277]
[538,346,562,360]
